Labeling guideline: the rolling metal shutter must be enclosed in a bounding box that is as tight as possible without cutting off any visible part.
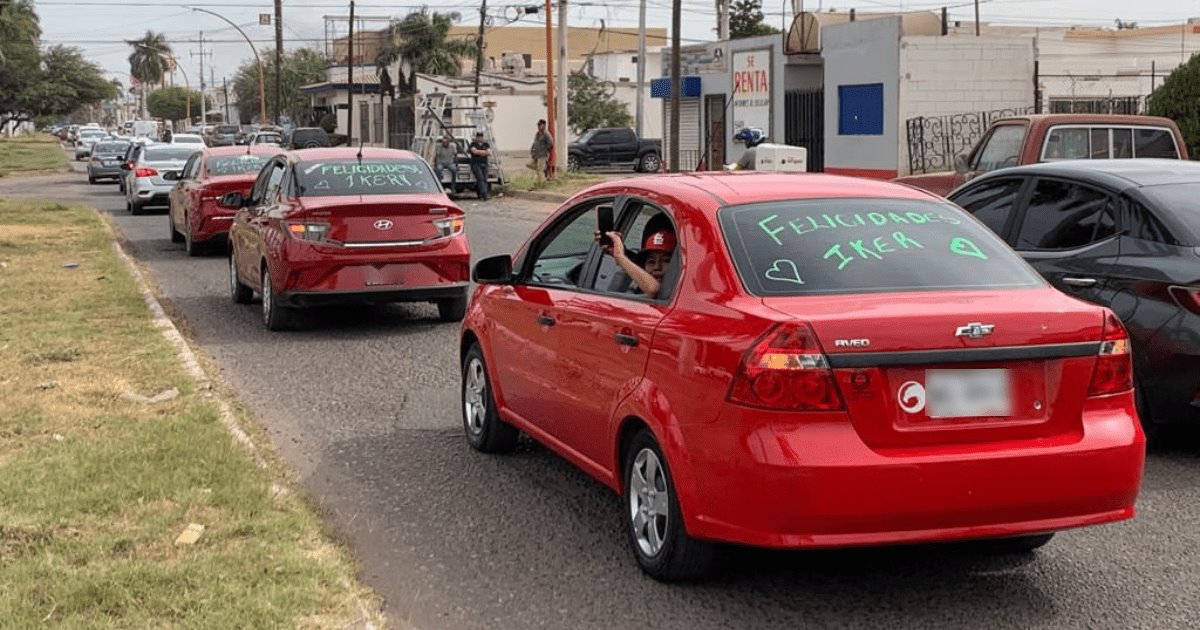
[662,98,702,171]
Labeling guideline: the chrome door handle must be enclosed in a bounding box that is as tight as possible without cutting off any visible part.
[1062,277,1098,288]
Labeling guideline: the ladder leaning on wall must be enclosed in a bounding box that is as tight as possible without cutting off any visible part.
[411,92,505,194]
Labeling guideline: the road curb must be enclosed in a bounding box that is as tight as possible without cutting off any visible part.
[98,212,388,630]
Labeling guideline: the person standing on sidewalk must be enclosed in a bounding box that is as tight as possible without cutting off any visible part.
[529,119,553,184]
[434,135,458,192]
[468,131,491,201]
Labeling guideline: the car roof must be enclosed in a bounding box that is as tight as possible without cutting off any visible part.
[202,145,282,157]
[581,172,938,212]
[963,158,1200,191]
[286,147,419,162]
[992,114,1179,127]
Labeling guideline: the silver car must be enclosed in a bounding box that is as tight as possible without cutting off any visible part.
[86,140,131,184]
[74,128,107,160]
[122,144,199,214]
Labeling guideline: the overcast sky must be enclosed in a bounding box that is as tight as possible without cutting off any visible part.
[33,0,1200,91]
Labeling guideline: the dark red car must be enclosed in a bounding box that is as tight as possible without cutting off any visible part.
[226,147,469,330]
[461,172,1146,581]
[167,145,282,255]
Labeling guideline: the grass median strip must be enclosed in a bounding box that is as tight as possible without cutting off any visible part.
[0,137,69,177]
[0,198,380,627]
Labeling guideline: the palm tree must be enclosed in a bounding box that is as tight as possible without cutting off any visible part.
[375,9,477,94]
[126,30,172,89]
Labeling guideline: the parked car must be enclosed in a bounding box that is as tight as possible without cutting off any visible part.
[285,127,330,149]
[567,127,662,172]
[226,147,468,330]
[894,114,1187,197]
[73,128,108,160]
[245,131,283,146]
[461,172,1146,581]
[948,159,1200,429]
[207,124,243,147]
[120,144,199,214]
[166,146,282,255]
[170,133,207,147]
[86,140,131,184]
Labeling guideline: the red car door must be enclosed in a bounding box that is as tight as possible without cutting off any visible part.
[552,200,675,469]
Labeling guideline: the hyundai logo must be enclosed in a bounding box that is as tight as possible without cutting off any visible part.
[373,219,393,231]
[955,322,995,339]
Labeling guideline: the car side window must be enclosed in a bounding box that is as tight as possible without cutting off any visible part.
[525,202,607,287]
[1121,199,1177,245]
[248,160,276,206]
[590,202,679,300]
[1112,128,1134,158]
[1133,128,1178,158]
[1042,127,1089,161]
[614,129,636,144]
[971,125,1026,172]
[1015,179,1117,251]
[263,163,286,203]
[952,178,1024,239]
[592,131,612,145]
[181,156,198,180]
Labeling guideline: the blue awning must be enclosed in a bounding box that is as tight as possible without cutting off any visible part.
[650,76,701,98]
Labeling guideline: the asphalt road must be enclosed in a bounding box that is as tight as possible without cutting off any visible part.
[4,156,1199,630]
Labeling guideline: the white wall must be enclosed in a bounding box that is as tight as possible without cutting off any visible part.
[822,17,901,176]
[898,35,1034,173]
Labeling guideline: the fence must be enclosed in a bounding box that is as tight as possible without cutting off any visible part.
[1038,73,1156,115]
[905,107,1035,174]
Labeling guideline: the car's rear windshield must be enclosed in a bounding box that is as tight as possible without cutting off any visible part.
[719,198,1043,296]
[216,125,239,133]
[1137,184,1200,245]
[296,159,438,196]
[94,142,128,154]
[143,147,198,162]
[206,154,269,176]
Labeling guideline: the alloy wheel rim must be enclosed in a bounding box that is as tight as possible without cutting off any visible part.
[229,257,238,295]
[644,155,660,171]
[262,272,272,323]
[463,357,487,436]
[629,448,669,557]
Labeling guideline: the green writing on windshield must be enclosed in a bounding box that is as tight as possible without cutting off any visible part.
[823,232,924,271]
[343,173,413,188]
[758,211,961,245]
[318,163,420,175]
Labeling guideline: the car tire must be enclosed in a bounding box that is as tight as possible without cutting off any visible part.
[302,141,322,149]
[183,220,202,256]
[461,344,519,453]
[975,533,1055,554]
[229,253,253,304]
[437,293,468,322]
[88,175,97,185]
[169,213,184,243]
[130,200,144,216]
[623,429,714,582]
[261,265,291,331]
[567,154,581,172]
[638,153,661,173]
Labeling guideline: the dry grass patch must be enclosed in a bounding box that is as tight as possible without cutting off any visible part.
[502,169,609,196]
[0,136,68,177]
[0,198,382,628]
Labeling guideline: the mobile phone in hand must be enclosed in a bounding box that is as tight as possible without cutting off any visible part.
[597,206,614,247]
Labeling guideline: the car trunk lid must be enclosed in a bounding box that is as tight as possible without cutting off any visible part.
[294,194,462,244]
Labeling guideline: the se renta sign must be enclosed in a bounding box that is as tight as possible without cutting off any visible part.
[732,49,772,137]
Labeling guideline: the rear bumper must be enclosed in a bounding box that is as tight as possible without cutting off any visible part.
[1137,318,1200,424]
[87,165,121,179]
[132,191,170,207]
[192,208,236,242]
[681,396,1145,549]
[279,283,468,307]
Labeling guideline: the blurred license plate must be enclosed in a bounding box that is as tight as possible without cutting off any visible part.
[926,369,1011,418]
[103,160,118,166]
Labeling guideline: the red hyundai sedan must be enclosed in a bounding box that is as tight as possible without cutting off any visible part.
[460,172,1146,581]
[167,145,282,255]
[226,147,469,330]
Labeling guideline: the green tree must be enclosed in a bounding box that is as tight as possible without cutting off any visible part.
[0,0,42,124]
[1147,54,1200,156]
[146,86,206,122]
[567,73,632,135]
[375,9,477,94]
[231,48,327,124]
[126,30,172,88]
[1,43,118,128]
[730,0,780,39]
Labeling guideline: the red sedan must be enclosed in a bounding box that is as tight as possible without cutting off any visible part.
[460,172,1145,581]
[226,147,469,330]
[167,145,282,255]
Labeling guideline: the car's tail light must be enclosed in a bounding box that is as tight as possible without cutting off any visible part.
[1088,311,1133,398]
[432,216,465,238]
[1169,285,1200,316]
[134,167,157,177]
[728,322,844,411]
[286,222,329,242]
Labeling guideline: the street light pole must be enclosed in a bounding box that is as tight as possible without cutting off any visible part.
[275,0,284,124]
[189,7,269,124]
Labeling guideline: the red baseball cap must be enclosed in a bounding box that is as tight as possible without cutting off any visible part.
[643,230,677,253]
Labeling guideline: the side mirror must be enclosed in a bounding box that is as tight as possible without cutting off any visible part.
[162,171,179,181]
[119,162,132,171]
[953,154,970,175]
[219,191,247,209]
[473,254,513,284]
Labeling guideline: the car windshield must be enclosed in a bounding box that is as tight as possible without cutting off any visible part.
[143,147,198,162]
[1137,184,1200,245]
[80,129,105,137]
[206,154,270,176]
[296,158,438,196]
[94,142,129,154]
[577,129,597,143]
[256,135,281,143]
[719,198,1043,296]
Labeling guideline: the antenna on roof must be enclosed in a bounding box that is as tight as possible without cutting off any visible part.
[356,137,364,164]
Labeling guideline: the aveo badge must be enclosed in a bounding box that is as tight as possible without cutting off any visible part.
[897,381,926,414]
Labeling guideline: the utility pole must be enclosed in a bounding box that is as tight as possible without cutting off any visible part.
[191,31,212,126]
[555,0,568,174]
[223,77,231,122]
[669,0,680,172]
[274,0,284,124]
[717,0,729,40]
[347,0,355,144]
[636,0,646,137]
[974,0,980,36]
[474,0,487,94]
[544,0,555,176]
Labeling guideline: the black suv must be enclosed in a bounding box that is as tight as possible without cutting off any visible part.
[287,127,330,149]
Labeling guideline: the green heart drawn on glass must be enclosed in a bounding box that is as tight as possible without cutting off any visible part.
[950,237,988,260]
